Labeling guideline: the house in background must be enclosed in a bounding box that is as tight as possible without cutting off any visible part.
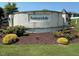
[70,12,79,19]
[8,10,71,33]
[70,12,79,24]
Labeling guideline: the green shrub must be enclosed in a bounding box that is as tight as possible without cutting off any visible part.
[6,26,27,36]
[0,29,4,33]
[2,34,18,44]
[14,26,26,36]
[0,29,8,34]
[65,33,76,40]
[53,31,64,37]
[6,27,15,34]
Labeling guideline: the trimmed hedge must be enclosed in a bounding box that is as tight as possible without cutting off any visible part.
[57,37,69,45]
[2,34,18,44]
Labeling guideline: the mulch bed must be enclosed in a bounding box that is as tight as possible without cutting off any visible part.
[17,32,57,44]
[17,32,79,44]
[0,32,79,44]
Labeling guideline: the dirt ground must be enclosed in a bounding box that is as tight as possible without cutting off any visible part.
[17,32,56,44]
[0,32,79,44]
[17,32,79,44]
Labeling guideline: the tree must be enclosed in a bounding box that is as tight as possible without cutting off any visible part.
[0,7,5,28]
[0,7,4,18]
[4,2,18,16]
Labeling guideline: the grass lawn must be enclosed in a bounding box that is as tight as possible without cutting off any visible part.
[0,44,79,56]
[0,19,79,56]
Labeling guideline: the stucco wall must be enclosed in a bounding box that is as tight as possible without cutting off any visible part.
[9,12,66,28]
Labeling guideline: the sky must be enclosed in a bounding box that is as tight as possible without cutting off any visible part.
[0,2,79,12]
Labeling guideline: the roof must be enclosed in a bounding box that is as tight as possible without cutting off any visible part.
[13,10,63,14]
[10,9,79,15]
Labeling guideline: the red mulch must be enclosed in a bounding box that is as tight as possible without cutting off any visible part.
[17,32,79,44]
[0,32,79,44]
[17,32,57,44]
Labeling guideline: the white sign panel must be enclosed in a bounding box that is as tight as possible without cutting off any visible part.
[29,14,51,22]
